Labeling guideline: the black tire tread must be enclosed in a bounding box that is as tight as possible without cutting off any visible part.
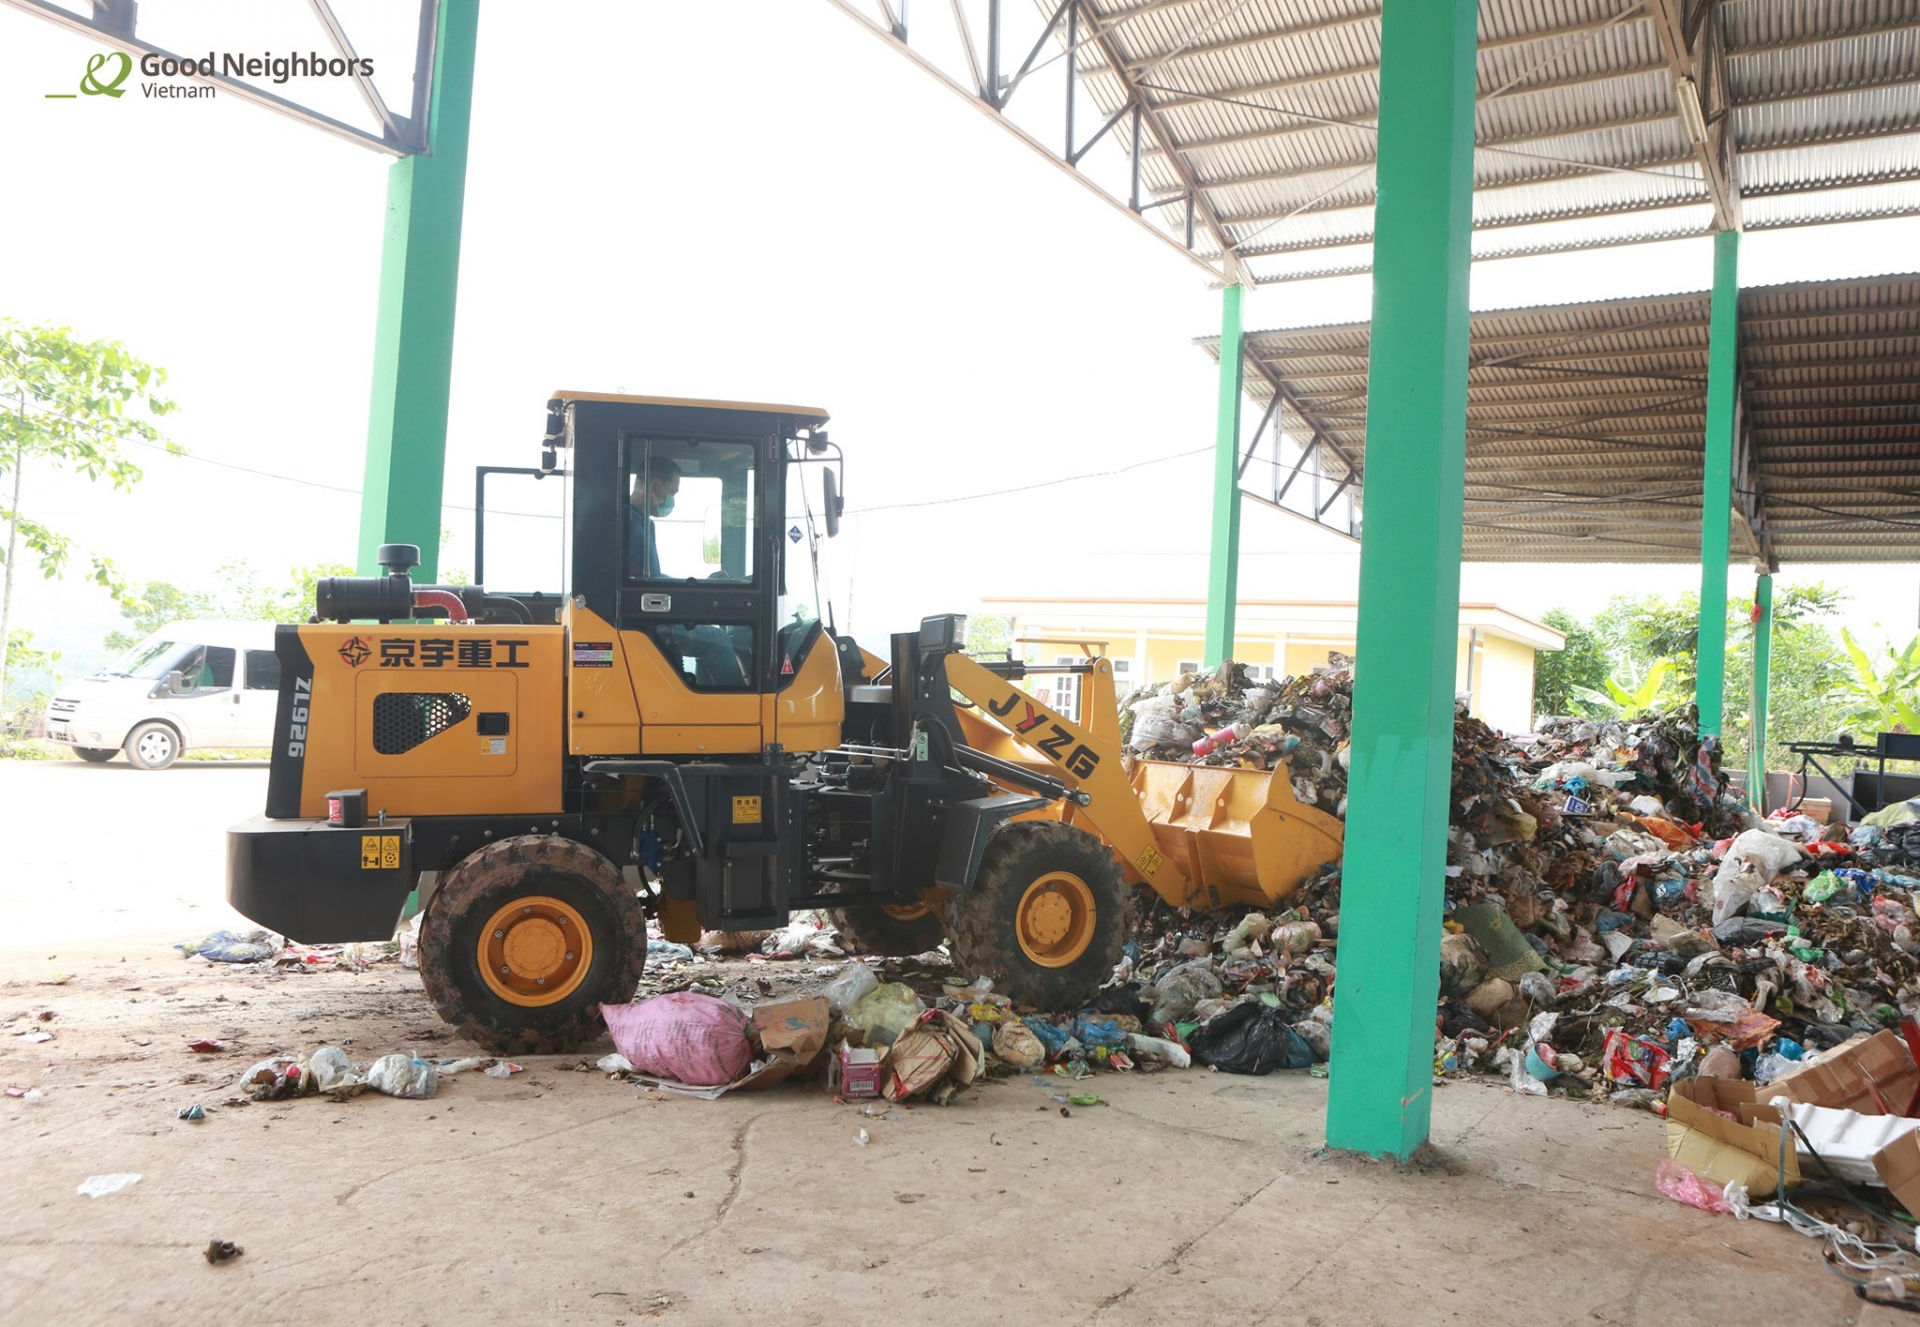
[418,835,645,1054]
[827,903,946,958]
[949,821,1132,1012]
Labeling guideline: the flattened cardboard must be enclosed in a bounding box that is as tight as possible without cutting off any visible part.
[1760,1030,1918,1115]
[1665,1076,1799,1198]
[1873,1129,1920,1216]
[735,998,830,1091]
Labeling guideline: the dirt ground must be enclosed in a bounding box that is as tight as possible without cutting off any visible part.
[0,759,1887,1325]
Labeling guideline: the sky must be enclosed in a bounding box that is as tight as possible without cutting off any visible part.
[3,0,1918,687]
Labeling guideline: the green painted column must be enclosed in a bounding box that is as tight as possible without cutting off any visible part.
[1324,0,1477,1161]
[1696,230,1740,733]
[1749,572,1773,809]
[1204,284,1245,667]
[355,0,481,581]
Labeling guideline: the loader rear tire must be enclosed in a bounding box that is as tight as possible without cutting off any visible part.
[950,822,1131,1012]
[419,835,645,1054]
[828,901,946,958]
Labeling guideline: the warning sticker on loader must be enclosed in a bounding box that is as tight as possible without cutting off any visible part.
[361,834,401,870]
[731,796,762,825]
[1135,844,1165,879]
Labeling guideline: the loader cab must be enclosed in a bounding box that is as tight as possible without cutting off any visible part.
[551,393,845,756]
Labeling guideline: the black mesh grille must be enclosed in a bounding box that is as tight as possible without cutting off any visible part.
[372,692,472,755]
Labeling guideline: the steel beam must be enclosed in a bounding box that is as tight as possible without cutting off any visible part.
[1324,0,1477,1162]
[355,0,479,580]
[1750,571,1773,808]
[1203,284,1245,667]
[1696,228,1741,734]
[1648,0,1742,231]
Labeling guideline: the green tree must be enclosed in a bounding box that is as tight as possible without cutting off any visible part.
[103,579,220,654]
[0,628,59,723]
[1587,583,1849,773]
[1,322,174,701]
[1834,629,1920,737]
[1532,607,1612,717]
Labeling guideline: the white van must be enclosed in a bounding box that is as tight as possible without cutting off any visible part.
[44,620,281,770]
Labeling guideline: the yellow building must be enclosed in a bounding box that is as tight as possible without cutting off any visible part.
[979,597,1565,735]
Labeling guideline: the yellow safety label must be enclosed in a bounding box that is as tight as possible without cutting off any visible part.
[1136,844,1164,879]
[361,834,401,870]
[731,796,763,825]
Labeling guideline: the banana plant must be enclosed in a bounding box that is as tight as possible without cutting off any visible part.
[1571,659,1675,718]
[1836,629,1920,736]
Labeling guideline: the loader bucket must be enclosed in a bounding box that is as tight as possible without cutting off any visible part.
[1127,761,1345,911]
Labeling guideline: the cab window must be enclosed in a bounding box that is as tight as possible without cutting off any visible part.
[625,438,757,583]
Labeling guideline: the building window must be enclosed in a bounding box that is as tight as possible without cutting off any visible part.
[1054,655,1082,718]
[1176,659,1201,679]
[1245,664,1276,682]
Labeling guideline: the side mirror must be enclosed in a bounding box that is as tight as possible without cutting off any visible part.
[823,468,842,538]
[165,670,190,696]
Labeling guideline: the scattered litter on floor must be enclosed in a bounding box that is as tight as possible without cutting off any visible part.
[76,1174,141,1199]
[203,1240,243,1265]
[177,929,281,963]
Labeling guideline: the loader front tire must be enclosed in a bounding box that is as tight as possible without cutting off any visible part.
[419,835,645,1054]
[950,822,1131,1012]
[828,901,946,958]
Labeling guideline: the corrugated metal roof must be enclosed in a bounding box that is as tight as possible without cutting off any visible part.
[1205,270,1920,563]
[831,0,1920,284]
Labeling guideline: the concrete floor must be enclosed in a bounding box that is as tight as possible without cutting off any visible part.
[0,759,1883,1325]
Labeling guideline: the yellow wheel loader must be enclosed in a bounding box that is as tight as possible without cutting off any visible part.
[227,395,1343,1051]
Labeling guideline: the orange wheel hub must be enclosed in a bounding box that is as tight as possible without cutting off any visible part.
[477,896,592,1007]
[1015,871,1095,968]
[879,902,931,922]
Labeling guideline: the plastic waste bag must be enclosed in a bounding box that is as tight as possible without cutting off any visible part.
[308,1046,364,1092]
[843,983,923,1049]
[820,961,880,1016]
[1187,1003,1314,1075]
[367,1053,439,1099]
[1149,959,1225,1026]
[1654,1159,1734,1215]
[601,992,753,1086]
[1071,1014,1129,1049]
[178,929,281,963]
[1710,830,1805,925]
[1126,1032,1192,1069]
[993,1019,1047,1069]
[1022,1016,1070,1056]
[647,938,696,964]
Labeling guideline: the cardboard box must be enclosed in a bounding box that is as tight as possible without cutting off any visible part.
[1759,1030,1919,1116]
[734,997,831,1091]
[830,1045,882,1099]
[1666,1076,1799,1198]
[1799,797,1833,826]
[1874,1130,1920,1215]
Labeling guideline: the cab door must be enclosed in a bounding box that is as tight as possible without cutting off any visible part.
[620,434,769,754]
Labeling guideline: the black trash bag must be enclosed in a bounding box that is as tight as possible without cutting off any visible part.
[1188,1003,1315,1075]
[1085,986,1149,1021]
[1712,916,1786,947]
[1439,1000,1490,1040]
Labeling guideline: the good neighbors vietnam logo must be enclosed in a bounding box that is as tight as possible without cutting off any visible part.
[50,48,375,102]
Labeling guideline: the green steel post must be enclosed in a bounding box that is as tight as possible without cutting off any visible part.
[1324,0,1477,1161]
[355,0,481,581]
[1749,573,1773,810]
[1696,230,1740,733]
[1203,284,1245,667]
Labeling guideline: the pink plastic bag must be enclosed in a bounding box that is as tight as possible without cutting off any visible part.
[601,993,752,1087]
[1655,1159,1733,1215]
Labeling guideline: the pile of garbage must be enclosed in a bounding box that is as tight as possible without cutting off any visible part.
[1101,657,1920,1106]
[1119,656,1353,817]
